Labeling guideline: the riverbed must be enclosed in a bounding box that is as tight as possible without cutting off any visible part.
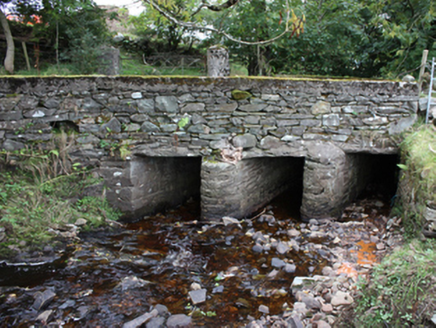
[0,191,401,327]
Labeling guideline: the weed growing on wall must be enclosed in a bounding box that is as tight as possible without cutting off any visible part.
[0,133,121,259]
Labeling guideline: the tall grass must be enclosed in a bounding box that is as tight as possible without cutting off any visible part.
[0,132,121,258]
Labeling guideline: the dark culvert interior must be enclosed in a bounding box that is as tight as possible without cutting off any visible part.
[356,154,400,203]
[260,157,305,220]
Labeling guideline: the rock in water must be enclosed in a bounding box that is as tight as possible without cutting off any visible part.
[122,309,158,328]
[166,314,192,328]
[32,289,56,310]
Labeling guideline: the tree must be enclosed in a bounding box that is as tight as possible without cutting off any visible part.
[364,0,436,77]
[7,0,110,73]
[141,0,304,46]
[0,4,14,74]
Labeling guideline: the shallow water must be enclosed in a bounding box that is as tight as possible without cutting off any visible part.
[0,192,390,327]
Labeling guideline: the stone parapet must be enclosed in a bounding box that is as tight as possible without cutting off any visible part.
[0,76,418,158]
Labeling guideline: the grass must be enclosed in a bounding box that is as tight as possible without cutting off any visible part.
[397,124,436,235]
[121,54,205,76]
[0,133,121,258]
[354,239,436,327]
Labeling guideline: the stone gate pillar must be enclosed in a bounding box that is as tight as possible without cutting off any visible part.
[207,45,230,77]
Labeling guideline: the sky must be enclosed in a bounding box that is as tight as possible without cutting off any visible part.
[94,0,145,16]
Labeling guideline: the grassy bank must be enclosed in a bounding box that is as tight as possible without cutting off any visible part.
[351,124,436,327]
[0,133,121,259]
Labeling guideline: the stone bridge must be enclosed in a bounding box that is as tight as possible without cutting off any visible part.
[0,77,418,221]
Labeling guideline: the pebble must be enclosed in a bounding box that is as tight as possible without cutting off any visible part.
[190,282,201,290]
[258,305,269,314]
[287,229,300,237]
[188,289,206,304]
[75,218,87,226]
[122,309,158,328]
[376,242,385,250]
[321,303,333,314]
[271,258,286,268]
[276,241,290,254]
[331,291,354,306]
[316,320,331,328]
[284,263,296,273]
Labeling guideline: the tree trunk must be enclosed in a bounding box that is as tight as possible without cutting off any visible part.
[0,8,14,74]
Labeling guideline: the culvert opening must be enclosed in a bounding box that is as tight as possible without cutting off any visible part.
[261,157,305,220]
[123,156,202,221]
[355,153,400,202]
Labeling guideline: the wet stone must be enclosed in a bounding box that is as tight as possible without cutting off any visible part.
[284,263,296,273]
[166,314,192,328]
[286,315,304,328]
[117,276,150,291]
[212,285,224,293]
[36,309,53,324]
[252,244,264,253]
[276,242,290,254]
[146,316,166,328]
[123,309,158,328]
[271,258,286,268]
[288,229,300,237]
[258,304,269,314]
[153,304,169,317]
[32,289,56,310]
[59,299,75,309]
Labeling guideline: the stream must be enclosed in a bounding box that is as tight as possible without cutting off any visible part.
[0,191,398,327]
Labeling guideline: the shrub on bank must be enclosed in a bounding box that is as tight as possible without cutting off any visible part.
[0,133,121,259]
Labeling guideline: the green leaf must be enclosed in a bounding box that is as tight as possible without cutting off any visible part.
[397,164,408,171]
[177,117,189,129]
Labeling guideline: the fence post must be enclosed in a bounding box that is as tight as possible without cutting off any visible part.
[418,49,428,95]
[207,45,230,77]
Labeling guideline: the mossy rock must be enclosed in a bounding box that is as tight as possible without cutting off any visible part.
[231,89,252,101]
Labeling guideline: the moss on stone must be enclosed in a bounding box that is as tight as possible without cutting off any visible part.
[231,89,252,100]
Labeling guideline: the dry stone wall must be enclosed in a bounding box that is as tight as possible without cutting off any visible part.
[0,77,418,220]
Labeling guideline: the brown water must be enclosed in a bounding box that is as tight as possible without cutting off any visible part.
[0,193,390,327]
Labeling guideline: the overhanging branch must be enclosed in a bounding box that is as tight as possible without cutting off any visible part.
[143,0,304,46]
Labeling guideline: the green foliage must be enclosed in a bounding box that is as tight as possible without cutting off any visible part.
[8,0,110,74]
[355,239,436,327]
[398,125,436,235]
[177,117,190,129]
[0,136,121,256]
